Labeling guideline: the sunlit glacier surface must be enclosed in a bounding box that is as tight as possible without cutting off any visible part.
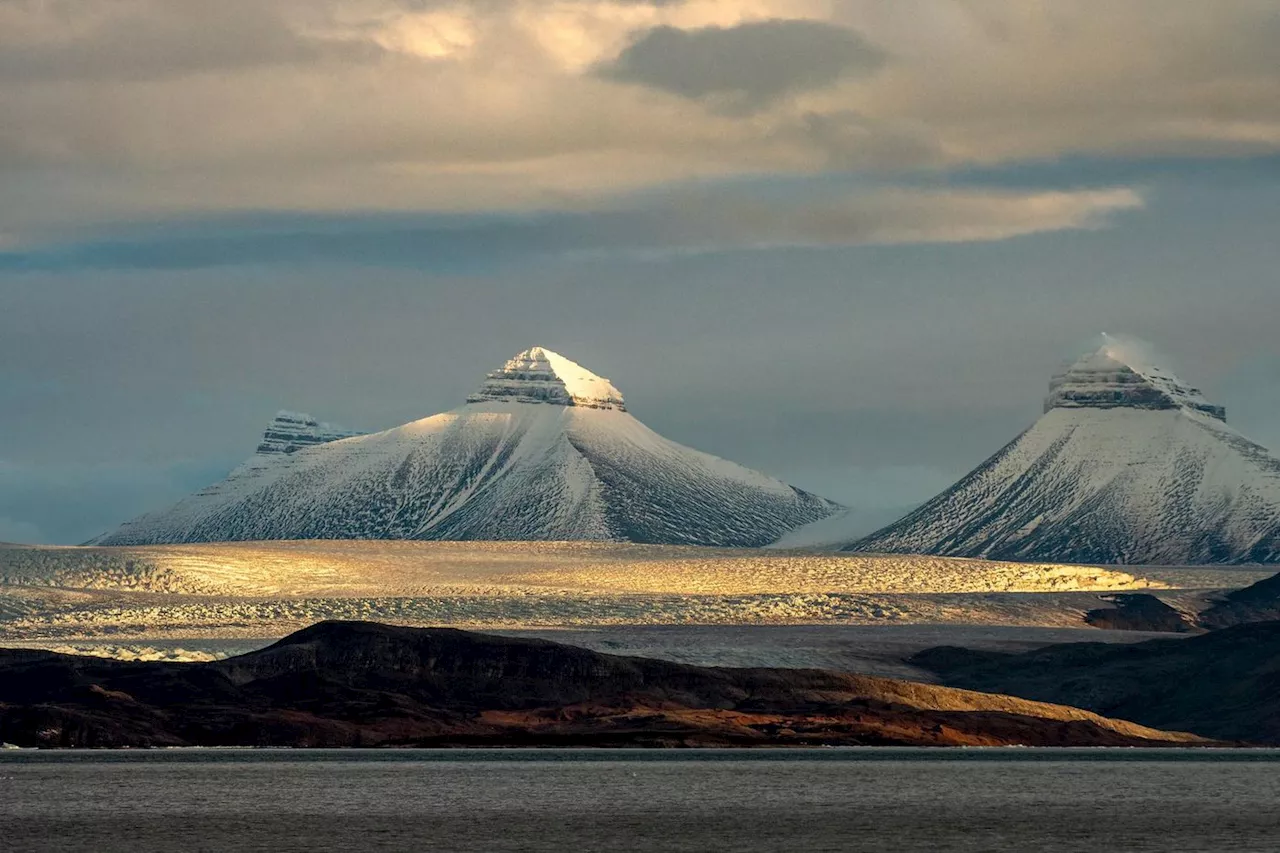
[0,541,1266,662]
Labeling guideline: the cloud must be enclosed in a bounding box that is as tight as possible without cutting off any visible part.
[597,19,886,108]
[0,185,1143,271]
[0,0,379,83]
[763,187,1145,247]
[0,1,1275,230]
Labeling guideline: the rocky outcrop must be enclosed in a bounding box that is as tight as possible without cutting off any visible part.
[1197,572,1280,629]
[0,621,1206,749]
[467,347,627,410]
[1074,571,1280,633]
[255,411,364,455]
[1084,593,1199,632]
[913,620,1280,744]
[1044,336,1226,420]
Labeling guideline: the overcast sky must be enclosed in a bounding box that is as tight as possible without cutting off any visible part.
[3,1,1280,544]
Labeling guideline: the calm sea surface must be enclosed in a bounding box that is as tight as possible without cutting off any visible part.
[3,748,1280,852]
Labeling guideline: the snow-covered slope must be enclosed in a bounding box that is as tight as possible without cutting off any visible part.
[786,338,1280,564]
[98,348,841,547]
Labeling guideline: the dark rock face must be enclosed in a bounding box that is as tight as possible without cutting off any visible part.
[255,411,365,456]
[0,622,1202,749]
[913,621,1280,744]
[1198,572,1280,629]
[1084,594,1199,633]
[1044,349,1226,421]
[465,347,627,411]
[1078,572,1280,633]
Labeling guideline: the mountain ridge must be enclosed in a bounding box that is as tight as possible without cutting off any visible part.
[0,620,1210,748]
[913,620,1280,743]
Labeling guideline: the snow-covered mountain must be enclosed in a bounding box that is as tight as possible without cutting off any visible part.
[98,347,842,547]
[783,336,1280,564]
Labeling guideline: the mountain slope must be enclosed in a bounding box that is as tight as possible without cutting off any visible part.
[98,348,840,547]
[788,336,1280,564]
[1197,570,1280,628]
[0,620,1208,748]
[914,620,1280,743]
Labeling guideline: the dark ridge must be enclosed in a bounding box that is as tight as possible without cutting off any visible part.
[1084,593,1199,633]
[1198,571,1280,629]
[913,620,1280,744]
[0,621,1204,749]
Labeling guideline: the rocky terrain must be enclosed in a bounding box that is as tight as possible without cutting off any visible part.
[0,621,1209,749]
[1078,569,1280,632]
[914,620,1280,743]
[1083,593,1200,632]
[1198,571,1280,629]
[253,410,365,456]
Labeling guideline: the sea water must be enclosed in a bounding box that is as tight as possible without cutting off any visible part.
[3,748,1279,852]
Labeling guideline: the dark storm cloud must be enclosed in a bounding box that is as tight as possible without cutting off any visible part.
[597,19,886,107]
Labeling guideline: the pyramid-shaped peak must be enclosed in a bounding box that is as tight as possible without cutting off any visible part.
[1045,335,1225,421]
[256,411,365,456]
[467,347,627,411]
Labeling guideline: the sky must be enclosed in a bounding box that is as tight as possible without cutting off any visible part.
[2,0,1280,544]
